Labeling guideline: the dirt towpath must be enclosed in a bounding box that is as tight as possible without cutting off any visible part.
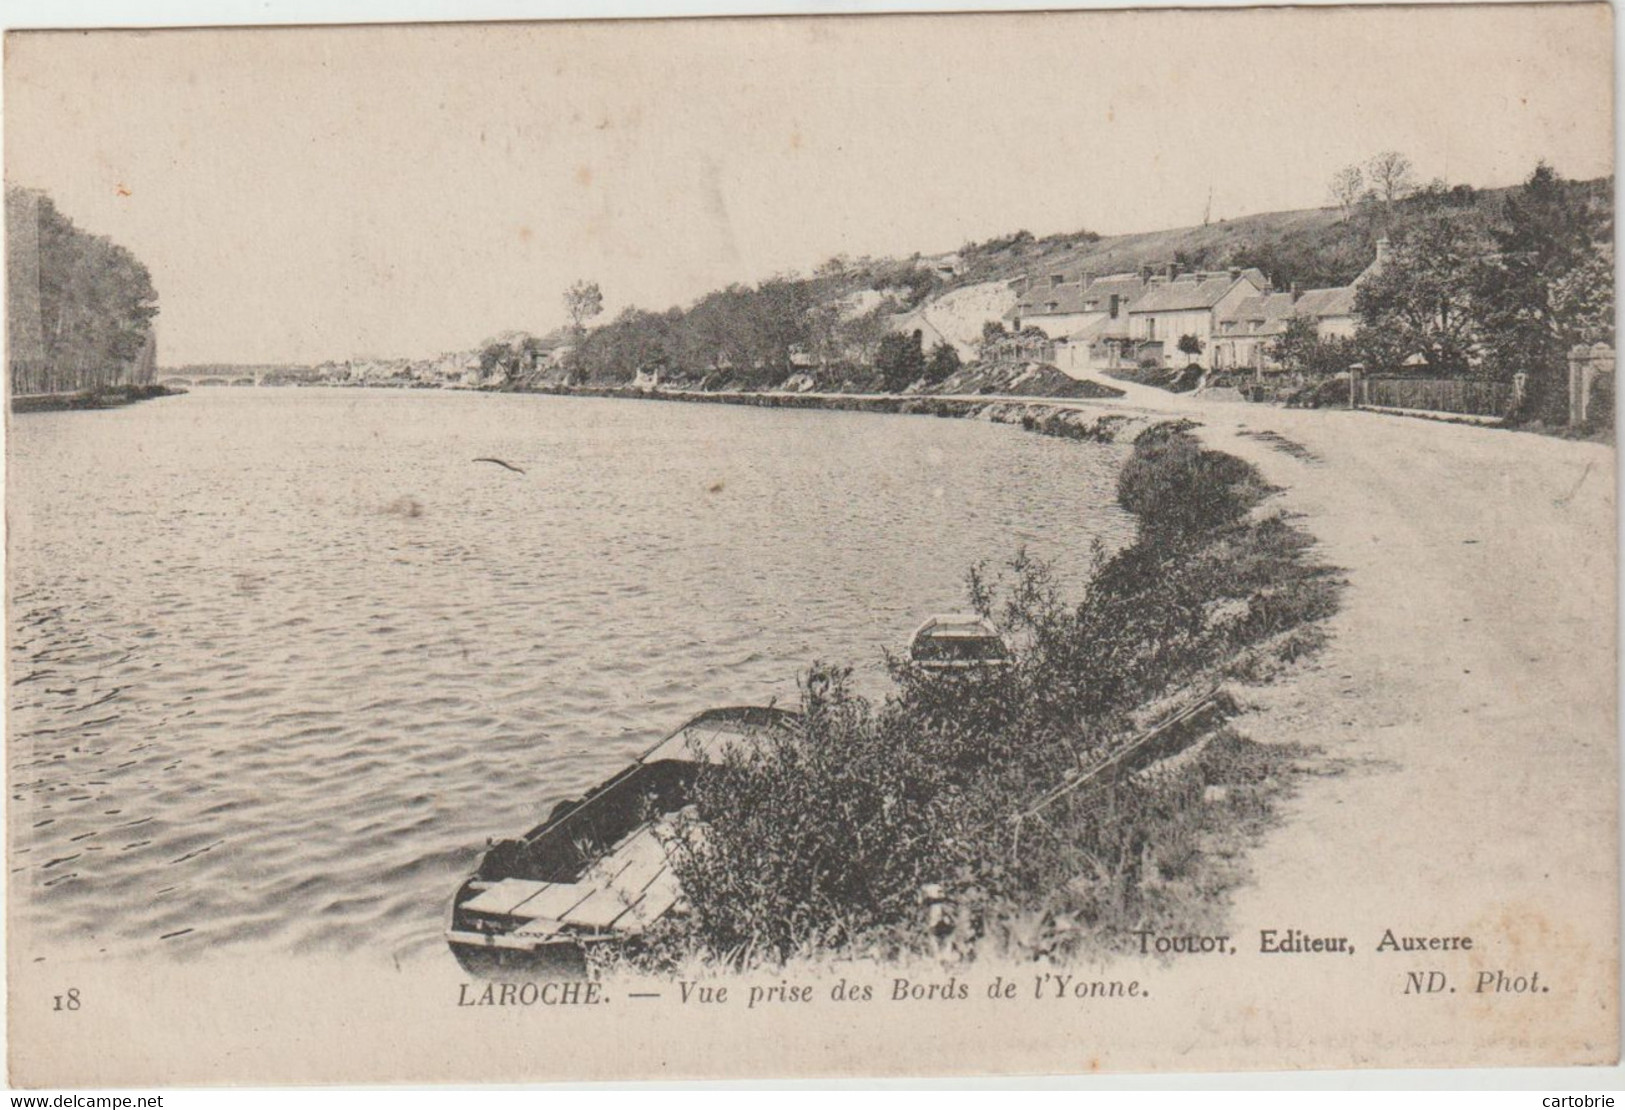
[1086,393,1616,1066]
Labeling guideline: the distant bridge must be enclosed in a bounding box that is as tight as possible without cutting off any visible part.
[159,373,264,388]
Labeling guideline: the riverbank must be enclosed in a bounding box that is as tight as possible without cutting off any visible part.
[528,381,1172,446]
[598,382,1618,1061]
[607,418,1344,970]
[10,382,184,413]
[566,378,1615,1051]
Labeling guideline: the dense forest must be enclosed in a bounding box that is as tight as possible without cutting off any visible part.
[7,187,159,396]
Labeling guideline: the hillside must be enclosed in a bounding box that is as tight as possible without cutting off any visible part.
[891,281,1019,358]
[952,176,1611,292]
[287,170,1612,391]
[958,203,1339,286]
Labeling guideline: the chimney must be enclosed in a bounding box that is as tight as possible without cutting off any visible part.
[1290,282,1301,303]
[1375,237,1391,265]
[1164,262,1178,281]
[1139,264,1154,283]
[1082,270,1096,289]
[1229,268,1241,282]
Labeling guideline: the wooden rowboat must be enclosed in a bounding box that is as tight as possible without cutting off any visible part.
[907,613,1013,671]
[446,705,800,976]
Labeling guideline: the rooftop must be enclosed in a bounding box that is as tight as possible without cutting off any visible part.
[1129,269,1266,314]
[1009,272,1147,319]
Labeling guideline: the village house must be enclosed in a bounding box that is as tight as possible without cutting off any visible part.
[1051,273,1153,374]
[1209,240,1389,376]
[1004,270,1149,376]
[1005,264,1269,375]
[1125,266,1270,369]
[1008,270,1141,337]
[998,243,1389,379]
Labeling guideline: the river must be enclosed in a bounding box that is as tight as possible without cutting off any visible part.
[8,388,1133,963]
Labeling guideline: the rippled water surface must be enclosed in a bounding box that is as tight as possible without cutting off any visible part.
[9,389,1132,963]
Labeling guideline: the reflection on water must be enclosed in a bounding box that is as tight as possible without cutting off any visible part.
[8,389,1132,963]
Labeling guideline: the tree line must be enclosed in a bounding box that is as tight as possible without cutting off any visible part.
[559,257,949,390]
[6,188,159,395]
[1275,163,1614,423]
[542,160,1609,424]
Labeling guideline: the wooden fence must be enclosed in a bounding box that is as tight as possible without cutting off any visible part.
[1354,375,1517,418]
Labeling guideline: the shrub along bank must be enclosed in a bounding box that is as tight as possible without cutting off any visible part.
[631,423,1342,970]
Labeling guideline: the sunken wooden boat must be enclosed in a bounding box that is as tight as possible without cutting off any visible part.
[446,705,800,976]
[907,613,1013,671]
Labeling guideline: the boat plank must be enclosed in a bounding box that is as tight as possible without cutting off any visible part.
[563,885,645,929]
[462,878,552,916]
[617,868,682,929]
[511,881,595,921]
[586,861,683,932]
[610,846,669,898]
[598,826,669,881]
[510,917,567,941]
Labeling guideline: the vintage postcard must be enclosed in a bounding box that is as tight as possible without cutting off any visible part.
[4,4,1617,1086]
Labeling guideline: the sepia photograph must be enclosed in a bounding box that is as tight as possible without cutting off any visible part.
[3,2,1617,1087]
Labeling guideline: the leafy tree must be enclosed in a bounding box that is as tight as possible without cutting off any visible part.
[12,189,160,393]
[1407,179,1480,213]
[571,306,681,385]
[976,320,1009,359]
[1268,316,1354,377]
[837,306,891,369]
[1268,316,1322,373]
[814,254,853,281]
[746,278,815,385]
[875,329,926,391]
[478,341,512,376]
[1353,213,1486,375]
[891,265,941,308]
[925,340,962,385]
[1176,334,1204,362]
[805,302,844,371]
[677,286,746,377]
[1471,163,1615,421]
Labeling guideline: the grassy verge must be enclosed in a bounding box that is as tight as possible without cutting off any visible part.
[601,422,1342,973]
[1102,364,1204,393]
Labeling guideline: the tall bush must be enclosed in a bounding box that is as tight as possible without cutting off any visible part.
[661,425,1339,966]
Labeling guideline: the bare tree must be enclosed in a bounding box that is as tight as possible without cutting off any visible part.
[564,280,604,338]
[1328,163,1365,219]
[1366,151,1416,211]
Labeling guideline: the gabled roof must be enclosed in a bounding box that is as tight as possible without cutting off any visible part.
[1064,313,1132,343]
[1224,291,1295,325]
[1128,270,1267,314]
[1293,286,1357,318]
[1010,272,1146,319]
[1216,284,1359,338]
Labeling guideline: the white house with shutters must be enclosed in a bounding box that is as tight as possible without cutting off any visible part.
[1126,267,1270,369]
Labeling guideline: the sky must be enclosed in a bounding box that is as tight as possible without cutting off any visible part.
[4,5,1615,366]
